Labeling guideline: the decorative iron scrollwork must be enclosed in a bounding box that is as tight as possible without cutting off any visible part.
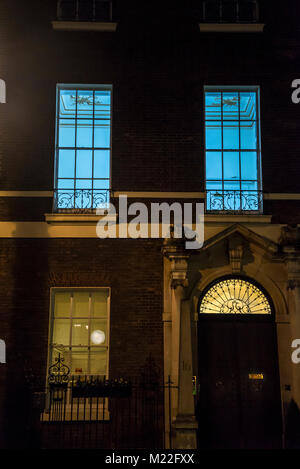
[206,190,263,213]
[200,278,272,315]
[53,189,110,213]
[48,354,70,387]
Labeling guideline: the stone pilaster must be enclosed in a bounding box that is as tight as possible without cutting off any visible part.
[162,237,197,449]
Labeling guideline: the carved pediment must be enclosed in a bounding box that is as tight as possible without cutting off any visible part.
[200,223,278,256]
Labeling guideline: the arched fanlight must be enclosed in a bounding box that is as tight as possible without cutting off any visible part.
[199,278,272,315]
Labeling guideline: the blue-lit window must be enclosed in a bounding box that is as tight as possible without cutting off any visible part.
[54,85,111,212]
[205,87,262,212]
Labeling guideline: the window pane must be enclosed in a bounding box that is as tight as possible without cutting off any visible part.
[240,92,256,120]
[58,150,75,178]
[59,89,76,119]
[240,122,257,149]
[222,92,239,120]
[94,120,110,148]
[223,152,240,180]
[72,320,89,346]
[53,319,70,346]
[94,90,111,119]
[76,90,94,118]
[57,179,74,189]
[77,120,93,147]
[73,292,90,317]
[241,180,258,191]
[69,347,89,375]
[76,150,93,179]
[241,152,258,180]
[205,121,222,149]
[58,119,75,147]
[90,349,107,375]
[54,292,71,318]
[206,152,222,180]
[90,320,107,345]
[93,179,110,189]
[223,122,239,149]
[94,150,110,179]
[205,92,221,120]
[224,180,241,190]
[206,181,223,191]
[75,179,93,189]
[92,291,108,317]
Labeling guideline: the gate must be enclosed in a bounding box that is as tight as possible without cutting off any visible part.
[29,355,172,449]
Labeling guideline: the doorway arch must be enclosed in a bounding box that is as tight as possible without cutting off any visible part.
[197,276,283,449]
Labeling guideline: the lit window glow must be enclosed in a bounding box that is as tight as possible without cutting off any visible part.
[200,278,271,315]
[51,289,109,375]
[205,87,262,212]
[55,85,111,211]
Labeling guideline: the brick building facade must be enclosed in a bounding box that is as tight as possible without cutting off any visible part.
[0,0,300,449]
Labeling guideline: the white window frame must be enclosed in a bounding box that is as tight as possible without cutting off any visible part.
[204,85,263,213]
[54,84,113,212]
[42,287,111,421]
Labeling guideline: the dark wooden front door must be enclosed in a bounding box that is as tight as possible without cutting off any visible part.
[197,318,283,449]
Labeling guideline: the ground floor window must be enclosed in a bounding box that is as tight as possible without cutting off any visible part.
[49,288,110,377]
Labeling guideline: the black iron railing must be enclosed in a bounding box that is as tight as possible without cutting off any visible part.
[53,188,110,213]
[206,189,263,213]
[57,0,113,22]
[201,0,259,23]
[30,355,174,449]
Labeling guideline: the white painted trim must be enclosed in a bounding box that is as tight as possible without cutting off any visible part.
[52,21,117,32]
[0,220,286,238]
[0,191,53,197]
[199,23,265,33]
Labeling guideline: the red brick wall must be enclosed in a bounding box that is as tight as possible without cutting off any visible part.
[0,237,163,447]
[0,1,299,199]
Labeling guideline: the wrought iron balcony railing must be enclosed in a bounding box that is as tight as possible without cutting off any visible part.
[57,0,113,22]
[201,0,259,23]
[53,189,110,213]
[206,189,263,213]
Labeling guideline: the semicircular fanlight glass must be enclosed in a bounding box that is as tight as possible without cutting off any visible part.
[199,278,271,315]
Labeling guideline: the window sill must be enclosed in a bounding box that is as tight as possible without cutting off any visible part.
[52,21,118,32]
[199,23,265,33]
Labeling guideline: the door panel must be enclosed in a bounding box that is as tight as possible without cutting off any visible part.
[197,319,282,449]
